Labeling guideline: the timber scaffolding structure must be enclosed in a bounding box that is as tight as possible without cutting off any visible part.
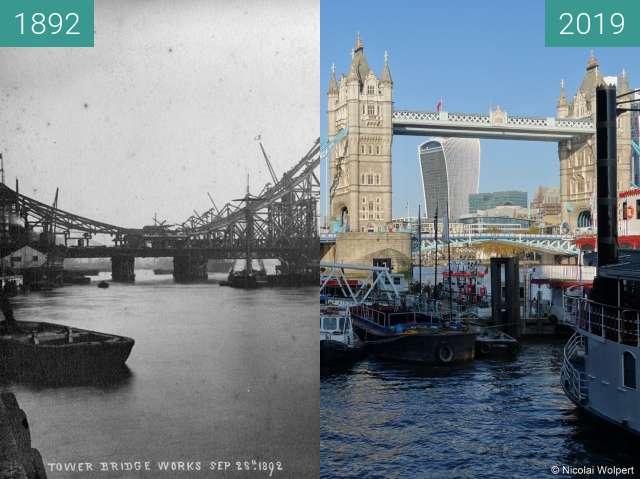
[0,139,321,284]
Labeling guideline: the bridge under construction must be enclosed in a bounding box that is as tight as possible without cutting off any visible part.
[0,140,320,284]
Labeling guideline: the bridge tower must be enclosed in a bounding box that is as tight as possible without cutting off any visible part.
[558,52,631,230]
[328,34,393,233]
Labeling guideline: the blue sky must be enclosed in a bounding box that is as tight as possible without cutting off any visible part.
[320,0,639,218]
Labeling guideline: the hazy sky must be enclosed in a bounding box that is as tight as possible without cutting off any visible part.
[0,0,318,228]
[321,0,640,218]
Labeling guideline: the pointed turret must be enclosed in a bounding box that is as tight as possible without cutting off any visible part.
[587,49,598,70]
[557,79,569,118]
[381,51,393,84]
[618,68,629,94]
[347,32,370,88]
[328,63,339,94]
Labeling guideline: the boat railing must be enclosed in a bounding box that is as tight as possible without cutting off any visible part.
[562,293,582,327]
[570,297,640,347]
[561,332,589,404]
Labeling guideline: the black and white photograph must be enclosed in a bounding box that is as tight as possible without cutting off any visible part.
[0,1,319,477]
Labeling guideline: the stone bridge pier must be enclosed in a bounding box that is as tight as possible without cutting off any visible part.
[173,254,208,283]
[111,255,135,282]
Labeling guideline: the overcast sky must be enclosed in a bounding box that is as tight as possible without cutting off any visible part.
[0,0,318,228]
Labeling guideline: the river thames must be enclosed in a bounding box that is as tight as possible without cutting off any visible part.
[321,341,640,478]
[1,271,318,478]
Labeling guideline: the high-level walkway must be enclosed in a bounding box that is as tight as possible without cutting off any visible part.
[392,110,594,141]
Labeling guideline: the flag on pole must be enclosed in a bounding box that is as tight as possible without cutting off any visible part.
[436,99,443,113]
[442,202,450,243]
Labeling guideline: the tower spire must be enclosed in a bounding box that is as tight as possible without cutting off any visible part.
[328,63,338,94]
[381,50,393,84]
[355,31,363,51]
[587,49,598,70]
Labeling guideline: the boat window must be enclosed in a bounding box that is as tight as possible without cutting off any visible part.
[393,277,401,285]
[338,317,345,331]
[323,317,337,331]
[623,351,636,389]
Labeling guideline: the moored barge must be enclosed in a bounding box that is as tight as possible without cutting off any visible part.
[350,304,476,364]
[0,321,134,379]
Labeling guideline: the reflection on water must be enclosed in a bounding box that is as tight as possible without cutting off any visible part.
[321,341,640,479]
[4,271,318,478]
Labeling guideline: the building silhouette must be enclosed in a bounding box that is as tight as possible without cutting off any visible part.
[418,137,480,221]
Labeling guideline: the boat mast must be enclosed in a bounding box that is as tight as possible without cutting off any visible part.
[418,204,422,293]
[446,200,453,316]
[433,204,438,294]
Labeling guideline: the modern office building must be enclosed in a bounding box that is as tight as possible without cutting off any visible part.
[418,137,480,221]
[468,190,528,213]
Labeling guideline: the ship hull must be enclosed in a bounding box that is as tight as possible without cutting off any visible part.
[0,321,134,379]
[352,318,476,364]
[320,339,363,368]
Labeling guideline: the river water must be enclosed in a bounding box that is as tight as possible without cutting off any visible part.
[1,271,318,478]
[321,341,640,479]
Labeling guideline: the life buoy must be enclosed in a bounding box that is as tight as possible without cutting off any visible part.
[479,342,492,355]
[627,206,635,219]
[436,342,455,364]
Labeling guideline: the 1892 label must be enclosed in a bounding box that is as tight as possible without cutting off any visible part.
[0,0,93,47]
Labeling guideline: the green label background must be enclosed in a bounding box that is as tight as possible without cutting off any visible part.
[545,0,640,47]
[0,0,93,47]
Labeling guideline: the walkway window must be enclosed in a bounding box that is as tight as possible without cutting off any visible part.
[577,210,592,228]
[623,201,628,220]
[623,351,636,389]
[636,199,640,219]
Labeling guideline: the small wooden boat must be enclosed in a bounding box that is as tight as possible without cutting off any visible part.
[97,280,109,289]
[475,329,519,357]
[350,303,476,364]
[0,321,134,379]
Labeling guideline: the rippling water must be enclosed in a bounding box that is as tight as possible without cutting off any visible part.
[1,271,318,478]
[321,341,640,478]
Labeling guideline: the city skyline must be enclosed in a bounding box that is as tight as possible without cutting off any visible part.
[321,0,639,219]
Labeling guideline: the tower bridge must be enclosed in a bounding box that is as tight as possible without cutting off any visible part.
[327,35,632,235]
[1,139,320,283]
[392,110,595,142]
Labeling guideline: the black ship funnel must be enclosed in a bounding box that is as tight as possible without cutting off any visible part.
[591,85,619,304]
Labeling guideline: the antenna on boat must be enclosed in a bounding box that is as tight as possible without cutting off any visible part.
[0,153,4,185]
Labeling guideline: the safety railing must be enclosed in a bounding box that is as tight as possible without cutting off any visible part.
[570,297,640,347]
[561,332,589,404]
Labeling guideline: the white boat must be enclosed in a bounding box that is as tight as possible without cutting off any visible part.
[320,305,363,368]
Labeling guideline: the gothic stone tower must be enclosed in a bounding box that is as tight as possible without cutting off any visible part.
[327,35,393,233]
[557,52,631,230]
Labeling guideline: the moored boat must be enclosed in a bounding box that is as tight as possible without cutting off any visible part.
[0,321,134,379]
[475,329,519,357]
[350,303,476,364]
[320,305,363,369]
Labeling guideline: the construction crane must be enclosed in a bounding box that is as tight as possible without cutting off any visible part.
[257,141,278,185]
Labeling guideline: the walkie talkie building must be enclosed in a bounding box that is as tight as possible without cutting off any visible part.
[418,137,480,220]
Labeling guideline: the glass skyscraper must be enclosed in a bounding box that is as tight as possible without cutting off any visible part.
[469,190,528,213]
[418,137,480,220]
